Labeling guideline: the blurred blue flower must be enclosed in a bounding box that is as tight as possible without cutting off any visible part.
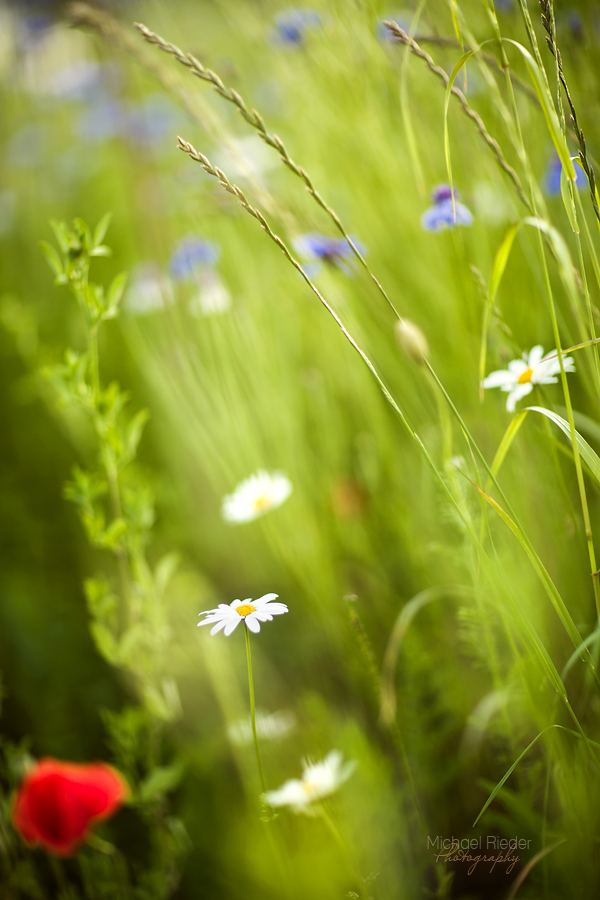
[293,233,362,276]
[122,94,182,148]
[76,100,124,143]
[545,155,586,196]
[48,61,112,102]
[16,13,53,50]
[494,0,514,11]
[421,185,473,232]
[170,236,220,280]
[273,8,321,46]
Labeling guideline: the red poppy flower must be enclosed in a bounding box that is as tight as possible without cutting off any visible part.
[12,758,128,856]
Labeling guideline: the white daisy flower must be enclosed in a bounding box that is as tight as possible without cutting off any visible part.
[263,751,356,814]
[188,270,232,317]
[198,593,288,636]
[222,470,292,523]
[482,345,575,412]
[228,709,296,746]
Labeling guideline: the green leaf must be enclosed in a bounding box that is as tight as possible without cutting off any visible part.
[93,213,112,249]
[489,409,529,480]
[155,552,181,595]
[471,478,582,668]
[479,222,521,394]
[560,163,579,233]
[527,405,600,486]
[123,408,150,465]
[103,271,128,320]
[505,40,576,181]
[444,47,483,212]
[90,622,120,665]
[98,517,128,550]
[90,245,112,258]
[139,763,184,802]
[49,219,70,255]
[39,241,63,279]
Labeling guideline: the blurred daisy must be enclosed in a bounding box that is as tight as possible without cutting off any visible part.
[545,154,585,197]
[123,263,174,315]
[293,233,362,276]
[272,8,321,46]
[222,470,292,523]
[482,345,575,412]
[189,270,232,317]
[228,709,296,746]
[263,751,356,814]
[215,135,279,181]
[421,185,473,232]
[170,236,220,281]
[198,593,288,636]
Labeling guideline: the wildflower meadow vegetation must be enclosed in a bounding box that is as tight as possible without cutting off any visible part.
[2,0,600,897]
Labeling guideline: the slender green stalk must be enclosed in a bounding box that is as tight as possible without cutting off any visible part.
[320,806,369,899]
[244,624,266,794]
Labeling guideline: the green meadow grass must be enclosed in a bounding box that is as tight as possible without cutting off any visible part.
[1,0,600,897]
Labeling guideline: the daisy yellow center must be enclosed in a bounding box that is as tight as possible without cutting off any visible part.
[236,603,255,617]
[517,367,534,384]
[303,781,318,794]
[253,495,271,511]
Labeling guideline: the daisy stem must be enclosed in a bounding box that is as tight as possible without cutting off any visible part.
[244,623,266,793]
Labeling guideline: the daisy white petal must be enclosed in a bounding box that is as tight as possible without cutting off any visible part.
[483,345,575,412]
[197,594,288,637]
[253,593,279,606]
[262,751,355,814]
[527,344,545,367]
[245,615,261,633]
[259,603,288,616]
[507,359,529,375]
[506,382,532,412]
[224,618,241,636]
[482,369,514,389]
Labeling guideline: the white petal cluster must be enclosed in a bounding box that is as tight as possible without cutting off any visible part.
[222,470,292,523]
[482,345,575,412]
[228,709,296,747]
[198,593,288,636]
[263,751,355,814]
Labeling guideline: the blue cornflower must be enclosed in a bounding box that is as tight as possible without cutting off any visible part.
[273,8,321,46]
[123,94,183,148]
[421,185,473,232]
[77,100,124,143]
[169,236,220,281]
[545,155,586,196]
[293,233,363,276]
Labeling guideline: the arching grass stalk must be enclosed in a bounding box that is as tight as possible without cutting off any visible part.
[244,624,266,794]
[176,137,598,686]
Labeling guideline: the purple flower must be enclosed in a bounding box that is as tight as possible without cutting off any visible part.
[545,155,586,196]
[293,233,363,276]
[122,94,183,148]
[169,236,220,280]
[273,8,321,45]
[421,185,473,232]
[76,100,124,143]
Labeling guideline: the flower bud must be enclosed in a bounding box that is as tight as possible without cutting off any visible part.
[395,318,429,364]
